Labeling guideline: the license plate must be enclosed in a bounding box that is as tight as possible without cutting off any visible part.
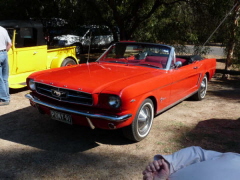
[50,110,72,124]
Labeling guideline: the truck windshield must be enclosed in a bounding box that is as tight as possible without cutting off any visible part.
[98,43,170,69]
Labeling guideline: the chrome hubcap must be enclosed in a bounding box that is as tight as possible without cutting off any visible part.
[137,103,153,136]
[200,77,207,98]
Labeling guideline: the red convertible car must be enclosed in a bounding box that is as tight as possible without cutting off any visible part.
[25,42,216,141]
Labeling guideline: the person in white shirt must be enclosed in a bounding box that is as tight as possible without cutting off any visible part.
[0,26,12,106]
[142,146,240,180]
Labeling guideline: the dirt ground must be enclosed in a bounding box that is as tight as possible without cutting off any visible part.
[0,52,240,179]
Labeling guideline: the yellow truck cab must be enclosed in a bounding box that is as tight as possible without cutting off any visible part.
[0,20,78,89]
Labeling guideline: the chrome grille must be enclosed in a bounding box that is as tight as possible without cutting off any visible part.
[35,83,93,105]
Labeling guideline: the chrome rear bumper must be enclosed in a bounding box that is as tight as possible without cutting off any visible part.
[25,93,132,122]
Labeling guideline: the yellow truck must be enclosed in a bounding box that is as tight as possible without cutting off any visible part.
[0,20,78,89]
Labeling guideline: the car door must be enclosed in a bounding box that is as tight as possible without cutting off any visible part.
[90,27,113,48]
[15,28,47,74]
[100,26,113,47]
[15,46,47,74]
[169,60,202,104]
[90,27,101,48]
[155,75,173,113]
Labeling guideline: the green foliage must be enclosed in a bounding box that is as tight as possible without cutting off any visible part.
[0,0,240,67]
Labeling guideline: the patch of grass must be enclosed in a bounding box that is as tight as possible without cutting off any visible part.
[156,141,165,145]
[153,120,194,154]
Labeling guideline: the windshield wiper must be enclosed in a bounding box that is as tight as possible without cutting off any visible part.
[139,63,162,68]
[104,60,127,64]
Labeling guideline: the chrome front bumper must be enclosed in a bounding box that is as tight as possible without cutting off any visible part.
[25,93,132,122]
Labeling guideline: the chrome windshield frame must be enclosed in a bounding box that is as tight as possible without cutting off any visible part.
[165,46,176,70]
[96,42,175,70]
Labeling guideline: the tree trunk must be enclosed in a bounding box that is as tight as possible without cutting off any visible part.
[223,0,240,79]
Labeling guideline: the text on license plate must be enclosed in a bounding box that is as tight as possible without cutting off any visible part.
[50,110,72,124]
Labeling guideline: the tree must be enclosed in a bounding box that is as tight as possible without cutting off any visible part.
[224,0,240,75]
[1,0,240,73]
[177,0,240,73]
[79,0,188,41]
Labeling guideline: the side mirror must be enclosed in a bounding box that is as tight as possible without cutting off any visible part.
[175,61,182,68]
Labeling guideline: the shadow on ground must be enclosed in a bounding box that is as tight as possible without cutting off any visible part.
[182,118,240,153]
[207,78,240,101]
[0,105,143,179]
[9,87,28,94]
[0,107,134,153]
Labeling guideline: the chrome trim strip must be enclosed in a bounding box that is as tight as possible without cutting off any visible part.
[156,90,198,115]
[25,93,132,122]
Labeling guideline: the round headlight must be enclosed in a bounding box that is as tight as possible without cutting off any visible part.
[108,95,121,108]
[29,79,36,90]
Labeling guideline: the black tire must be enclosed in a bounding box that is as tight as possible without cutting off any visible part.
[123,98,154,141]
[192,74,208,100]
[61,58,77,67]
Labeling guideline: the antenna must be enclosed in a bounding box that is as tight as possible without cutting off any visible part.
[87,28,93,64]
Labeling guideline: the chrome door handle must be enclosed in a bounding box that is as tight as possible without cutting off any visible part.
[193,66,198,69]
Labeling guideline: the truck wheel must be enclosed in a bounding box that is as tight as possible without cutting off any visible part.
[123,98,154,142]
[192,74,208,101]
[61,58,77,67]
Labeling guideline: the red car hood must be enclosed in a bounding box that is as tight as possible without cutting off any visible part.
[32,62,165,94]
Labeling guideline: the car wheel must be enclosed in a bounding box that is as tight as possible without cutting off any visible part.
[123,98,154,141]
[61,58,77,67]
[192,74,208,100]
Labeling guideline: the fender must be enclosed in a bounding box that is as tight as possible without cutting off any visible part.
[48,46,78,68]
[50,56,77,68]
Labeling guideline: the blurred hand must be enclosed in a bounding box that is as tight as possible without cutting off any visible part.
[142,159,170,180]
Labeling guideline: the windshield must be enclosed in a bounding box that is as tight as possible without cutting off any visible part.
[98,43,171,69]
